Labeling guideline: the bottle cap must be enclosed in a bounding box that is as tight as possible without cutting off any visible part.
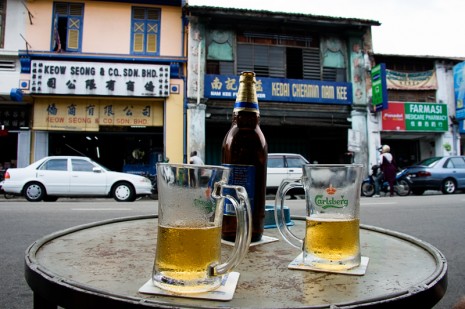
[234,71,259,113]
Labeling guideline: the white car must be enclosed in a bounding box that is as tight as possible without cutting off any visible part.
[2,156,152,202]
[266,153,309,192]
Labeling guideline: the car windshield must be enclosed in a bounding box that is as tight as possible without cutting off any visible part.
[416,157,442,167]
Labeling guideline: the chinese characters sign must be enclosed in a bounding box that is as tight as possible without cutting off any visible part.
[204,74,352,105]
[0,106,30,129]
[386,69,437,90]
[30,61,170,97]
[382,102,448,132]
[33,98,163,131]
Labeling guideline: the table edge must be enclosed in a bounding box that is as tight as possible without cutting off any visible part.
[24,215,448,309]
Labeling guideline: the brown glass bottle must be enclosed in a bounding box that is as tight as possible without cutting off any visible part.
[221,71,268,242]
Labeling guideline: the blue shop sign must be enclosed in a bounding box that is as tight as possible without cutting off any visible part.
[453,62,465,120]
[460,119,465,134]
[204,75,353,105]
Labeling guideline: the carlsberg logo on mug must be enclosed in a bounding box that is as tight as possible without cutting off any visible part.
[314,185,349,209]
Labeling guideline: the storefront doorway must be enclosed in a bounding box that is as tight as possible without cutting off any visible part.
[48,127,164,172]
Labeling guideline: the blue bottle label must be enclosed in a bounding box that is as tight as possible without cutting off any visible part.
[222,164,255,216]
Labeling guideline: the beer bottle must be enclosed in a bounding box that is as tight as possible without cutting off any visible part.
[221,71,268,242]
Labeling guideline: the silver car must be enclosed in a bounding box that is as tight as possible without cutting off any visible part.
[405,156,465,195]
[2,156,152,202]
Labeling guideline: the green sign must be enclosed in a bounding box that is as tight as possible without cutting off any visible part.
[371,63,388,111]
[404,103,448,131]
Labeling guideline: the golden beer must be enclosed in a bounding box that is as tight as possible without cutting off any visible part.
[304,215,360,270]
[154,224,222,291]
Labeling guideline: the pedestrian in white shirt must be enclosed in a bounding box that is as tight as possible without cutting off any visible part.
[189,150,204,187]
[189,150,205,165]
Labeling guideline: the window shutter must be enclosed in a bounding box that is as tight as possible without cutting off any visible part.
[302,48,321,80]
[133,21,144,53]
[67,17,81,51]
[146,22,158,53]
[67,29,79,50]
[69,4,83,16]
[133,7,145,19]
[237,44,254,73]
[219,62,234,75]
[147,8,160,20]
[269,46,285,78]
[322,67,336,81]
[133,33,144,52]
[254,45,269,76]
[55,3,68,15]
[147,34,157,53]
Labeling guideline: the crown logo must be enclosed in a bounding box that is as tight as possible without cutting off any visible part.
[325,184,336,195]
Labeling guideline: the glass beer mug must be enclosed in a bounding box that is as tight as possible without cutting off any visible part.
[275,164,363,271]
[152,163,252,293]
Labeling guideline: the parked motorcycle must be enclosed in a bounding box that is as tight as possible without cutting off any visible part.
[361,165,412,197]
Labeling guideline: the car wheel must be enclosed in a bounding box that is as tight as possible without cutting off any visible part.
[24,182,46,202]
[411,189,425,195]
[441,178,456,194]
[395,179,411,196]
[361,182,375,197]
[112,182,135,202]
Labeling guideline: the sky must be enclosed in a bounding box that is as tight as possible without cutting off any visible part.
[188,0,465,59]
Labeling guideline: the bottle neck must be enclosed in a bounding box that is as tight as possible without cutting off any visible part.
[233,101,259,113]
[233,111,259,128]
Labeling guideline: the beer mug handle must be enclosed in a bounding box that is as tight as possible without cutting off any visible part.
[210,183,252,276]
[275,179,304,249]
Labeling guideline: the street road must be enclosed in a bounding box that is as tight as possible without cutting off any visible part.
[0,193,464,308]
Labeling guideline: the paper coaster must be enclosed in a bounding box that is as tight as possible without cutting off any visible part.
[221,235,279,247]
[288,254,370,276]
[138,272,240,301]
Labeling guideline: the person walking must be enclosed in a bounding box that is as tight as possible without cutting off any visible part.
[189,150,205,165]
[189,150,205,187]
[379,145,397,197]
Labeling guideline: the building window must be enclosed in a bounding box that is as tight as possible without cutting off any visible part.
[235,32,324,80]
[131,7,160,55]
[388,90,436,102]
[206,61,234,75]
[206,29,234,75]
[51,2,84,52]
[0,0,6,49]
[237,44,285,77]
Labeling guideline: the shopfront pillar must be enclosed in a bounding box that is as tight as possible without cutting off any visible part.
[187,103,206,163]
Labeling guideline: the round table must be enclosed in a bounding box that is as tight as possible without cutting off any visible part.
[25,215,447,308]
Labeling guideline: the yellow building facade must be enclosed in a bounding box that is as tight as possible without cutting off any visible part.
[18,0,186,172]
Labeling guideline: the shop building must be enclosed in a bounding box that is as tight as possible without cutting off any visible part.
[14,0,186,171]
[370,54,463,169]
[185,6,380,169]
[0,0,30,172]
